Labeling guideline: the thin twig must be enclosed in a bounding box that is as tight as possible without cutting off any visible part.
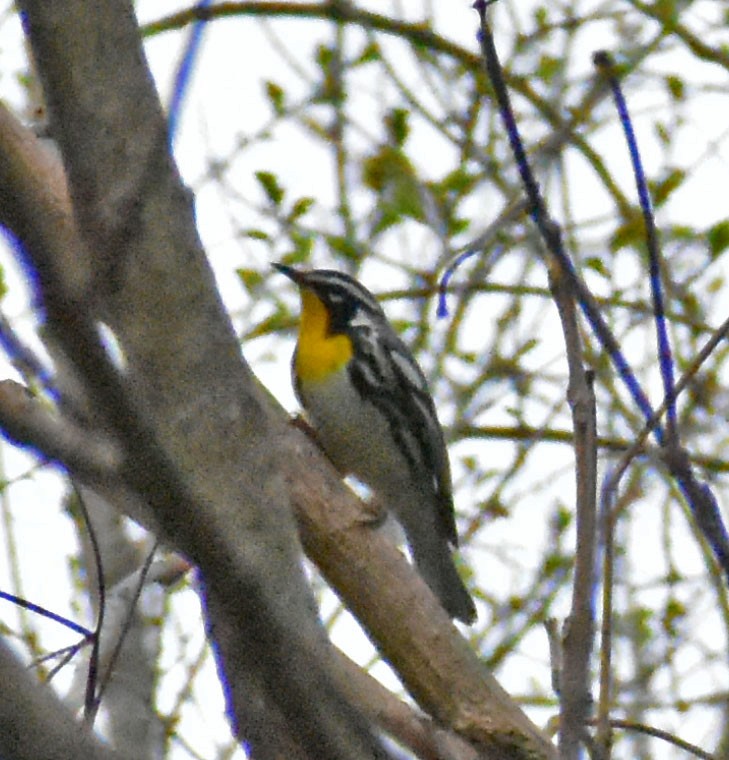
[88,540,159,724]
[550,265,599,759]
[588,717,716,760]
[593,50,677,438]
[473,2,659,436]
[72,484,107,727]
[167,1,213,146]
[0,590,92,638]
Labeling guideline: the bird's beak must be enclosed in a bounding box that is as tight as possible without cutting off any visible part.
[272,262,304,284]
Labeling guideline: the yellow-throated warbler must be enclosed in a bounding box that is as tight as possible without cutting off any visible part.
[274,264,476,624]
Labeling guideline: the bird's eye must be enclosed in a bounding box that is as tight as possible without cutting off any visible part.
[325,291,357,332]
[327,292,355,318]
[342,299,358,322]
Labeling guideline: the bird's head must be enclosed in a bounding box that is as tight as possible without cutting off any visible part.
[274,263,386,382]
[273,263,384,337]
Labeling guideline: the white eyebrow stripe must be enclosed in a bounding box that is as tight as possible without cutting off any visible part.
[307,271,382,313]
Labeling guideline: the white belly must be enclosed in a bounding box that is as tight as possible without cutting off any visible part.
[298,367,411,494]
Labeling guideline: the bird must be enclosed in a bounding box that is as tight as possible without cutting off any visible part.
[274,263,476,624]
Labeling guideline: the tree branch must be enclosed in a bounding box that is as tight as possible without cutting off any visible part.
[17,2,385,757]
[0,639,125,760]
[0,379,121,483]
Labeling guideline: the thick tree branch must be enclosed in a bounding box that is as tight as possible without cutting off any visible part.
[17,2,384,758]
[0,639,125,760]
[286,427,555,758]
[0,379,121,482]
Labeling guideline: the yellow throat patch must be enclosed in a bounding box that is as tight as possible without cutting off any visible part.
[294,288,353,382]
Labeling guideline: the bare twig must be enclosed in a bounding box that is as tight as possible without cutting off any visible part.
[550,265,599,760]
[473,5,600,756]
[588,717,716,760]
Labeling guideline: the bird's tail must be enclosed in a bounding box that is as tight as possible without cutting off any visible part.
[404,521,477,625]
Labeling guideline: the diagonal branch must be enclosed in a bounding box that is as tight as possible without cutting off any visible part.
[16,2,384,757]
[0,639,125,760]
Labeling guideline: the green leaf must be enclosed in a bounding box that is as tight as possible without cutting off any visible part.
[610,213,643,252]
[707,220,729,259]
[288,196,315,222]
[653,0,679,24]
[665,74,685,102]
[386,108,410,147]
[242,228,270,241]
[707,275,725,294]
[287,230,314,260]
[628,606,653,645]
[536,54,561,83]
[255,171,285,206]
[363,146,423,231]
[654,121,670,147]
[649,167,686,207]
[508,595,524,612]
[236,268,264,291]
[460,455,478,473]
[585,256,609,278]
[277,247,310,267]
[448,216,470,236]
[437,166,478,196]
[245,307,291,340]
[533,5,549,30]
[325,234,362,262]
[354,41,380,65]
[482,496,509,519]
[264,80,286,116]
[544,552,569,576]
[555,506,573,532]
[662,598,686,638]
[316,43,333,69]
